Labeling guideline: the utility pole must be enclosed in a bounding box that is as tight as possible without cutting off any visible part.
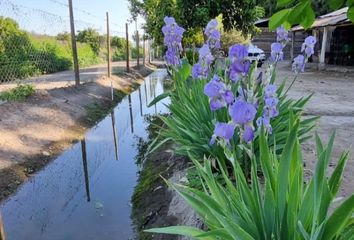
[68,0,80,86]
[106,12,111,78]
[125,23,130,73]
[135,19,139,68]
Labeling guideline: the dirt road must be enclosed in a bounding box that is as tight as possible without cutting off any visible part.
[0,61,157,201]
[277,62,354,197]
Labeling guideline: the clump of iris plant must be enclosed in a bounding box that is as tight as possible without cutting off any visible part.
[160,18,317,147]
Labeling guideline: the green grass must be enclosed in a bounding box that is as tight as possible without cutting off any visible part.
[0,84,35,101]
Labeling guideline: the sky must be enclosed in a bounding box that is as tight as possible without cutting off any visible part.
[1,0,144,38]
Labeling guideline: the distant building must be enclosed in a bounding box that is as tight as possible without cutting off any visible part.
[252,18,305,60]
[292,7,354,68]
[253,8,354,68]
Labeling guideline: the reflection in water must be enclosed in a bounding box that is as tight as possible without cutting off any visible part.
[153,81,157,114]
[0,211,5,240]
[138,88,143,117]
[144,80,148,107]
[110,110,119,161]
[0,70,169,240]
[128,94,134,134]
[81,139,91,202]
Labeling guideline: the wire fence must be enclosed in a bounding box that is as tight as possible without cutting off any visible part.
[0,0,147,85]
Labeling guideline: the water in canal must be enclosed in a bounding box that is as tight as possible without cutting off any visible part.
[0,70,169,240]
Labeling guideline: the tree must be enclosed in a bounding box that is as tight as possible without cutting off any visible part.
[76,28,100,55]
[56,32,70,41]
[111,36,126,49]
[257,0,330,17]
[128,0,264,46]
[269,0,354,31]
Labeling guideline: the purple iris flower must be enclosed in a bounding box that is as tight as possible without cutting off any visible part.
[229,69,242,83]
[301,36,317,58]
[265,97,279,107]
[162,16,185,66]
[276,26,289,42]
[204,19,221,49]
[223,90,234,104]
[243,125,254,143]
[292,54,305,73]
[256,116,273,134]
[199,44,214,65]
[205,19,218,32]
[192,44,214,79]
[164,16,176,25]
[192,63,203,79]
[231,60,251,75]
[265,84,277,97]
[210,122,235,145]
[229,44,248,60]
[229,99,257,125]
[204,75,225,98]
[271,42,284,61]
[210,98,226,111]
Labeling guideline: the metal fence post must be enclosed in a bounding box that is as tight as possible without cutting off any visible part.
[68,0,80,86]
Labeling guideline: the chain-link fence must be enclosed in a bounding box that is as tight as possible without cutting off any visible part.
[0,0,146,85]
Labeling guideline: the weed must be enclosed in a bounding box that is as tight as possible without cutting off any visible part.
[0,84,35,101]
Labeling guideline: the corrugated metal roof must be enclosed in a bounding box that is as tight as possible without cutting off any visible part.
[292,7,350,31]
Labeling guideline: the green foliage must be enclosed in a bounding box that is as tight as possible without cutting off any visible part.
[220,29,250,54]
[76,28,101,55]
[0,17,102,82]
[56,32,71,41]
[128,0,264,46]
[150,60,317,169]
[146,118,354,239]
[269,0,354,30]
[0,84,35,101]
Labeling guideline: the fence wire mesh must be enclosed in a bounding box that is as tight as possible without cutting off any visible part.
[0,0,137,85]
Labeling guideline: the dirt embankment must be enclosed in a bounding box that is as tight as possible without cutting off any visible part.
[0,65,154,202]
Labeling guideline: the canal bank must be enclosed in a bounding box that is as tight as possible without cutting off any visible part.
[0,69,171,239]
[0,66,153,202]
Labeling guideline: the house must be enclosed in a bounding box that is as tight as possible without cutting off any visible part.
[253,18,306,60]
[291,7,354,68]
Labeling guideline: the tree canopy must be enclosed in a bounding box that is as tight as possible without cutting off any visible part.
[128,0,263,46]
[269,0,354,30]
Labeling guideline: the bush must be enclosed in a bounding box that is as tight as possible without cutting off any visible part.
[0,18,103,82]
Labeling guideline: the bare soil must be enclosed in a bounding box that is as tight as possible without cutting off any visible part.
[0,62,156,202]
[277,62,354,197]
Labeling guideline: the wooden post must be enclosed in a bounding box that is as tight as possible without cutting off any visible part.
[148,40,151,64]
[136,32,140,67]
[143,35,145,67]
[0,212,5,240]
[80,139,90,202]
[125,23,130,73]
[106,12,111,78]
[68,0,80,86]
[290,31,295,60]
[320,26,328,64]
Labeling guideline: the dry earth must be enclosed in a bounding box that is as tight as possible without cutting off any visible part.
[0,61,157,201]
[277,62,354,197]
